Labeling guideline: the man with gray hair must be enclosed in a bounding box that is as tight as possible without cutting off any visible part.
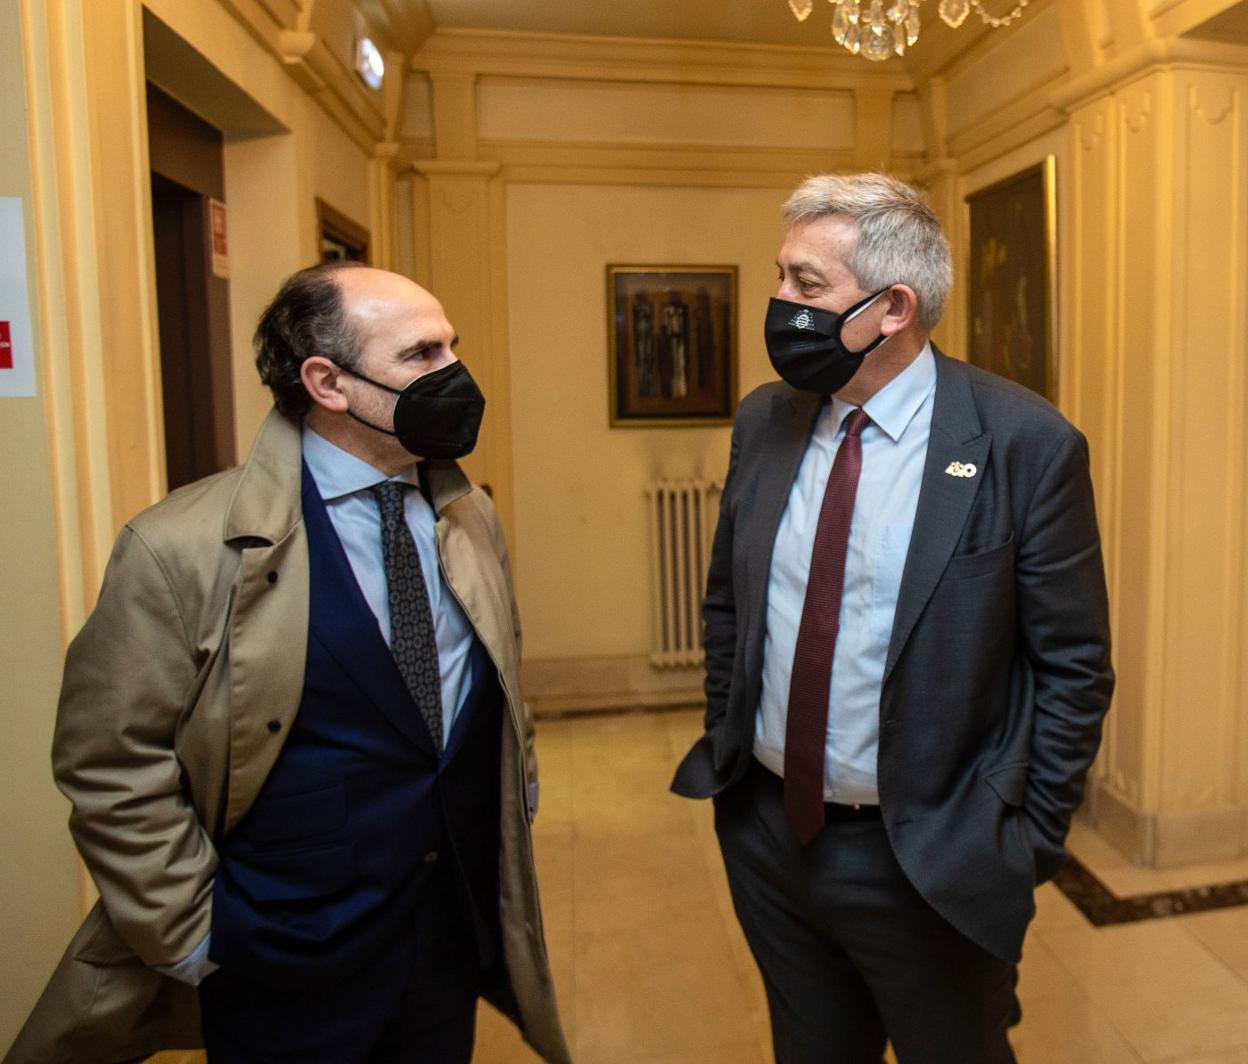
[673,173,1113,1062]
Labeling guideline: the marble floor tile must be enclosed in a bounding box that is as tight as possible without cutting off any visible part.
[1016,931,1077,1001]
[1154,1051,1248,1064]
[1157,857,1248,894]
[1009,992,1143,1063]
[1039,919,1248,1061]
[1178,906,1248,983]
[570,827,717,934]
[572,908,761,1062]
[1032,880,1092,933]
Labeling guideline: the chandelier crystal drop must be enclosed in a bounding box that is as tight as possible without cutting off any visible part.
[805,0,1028,60]
[938,0,971,27]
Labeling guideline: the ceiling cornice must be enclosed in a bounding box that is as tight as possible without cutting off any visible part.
[410,27,916,92]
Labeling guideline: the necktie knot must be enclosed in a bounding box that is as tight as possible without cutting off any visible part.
[371,481,409,528]
[843,408,870,438]
[371,479,407,509]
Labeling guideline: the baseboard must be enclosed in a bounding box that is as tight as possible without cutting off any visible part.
[1083,776,1248,868]
[520,654,706,717]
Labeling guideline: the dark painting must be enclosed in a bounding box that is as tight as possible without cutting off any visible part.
[966,158,1056,400]
[608,266,737,426]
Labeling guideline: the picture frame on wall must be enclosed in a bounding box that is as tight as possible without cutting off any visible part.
[606,264,738,427]
[965,156,1057,401]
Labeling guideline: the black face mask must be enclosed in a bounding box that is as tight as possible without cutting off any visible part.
[340,359,486,460]
[764,289,891,395]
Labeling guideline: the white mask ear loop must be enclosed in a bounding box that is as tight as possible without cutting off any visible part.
[841,288,892,357]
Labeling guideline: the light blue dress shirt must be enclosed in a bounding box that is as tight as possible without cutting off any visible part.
[754,343,936,805]
[158,428,477,988]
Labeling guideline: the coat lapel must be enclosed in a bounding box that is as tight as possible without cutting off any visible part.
[220,411,309,829]
[883,352,990,685]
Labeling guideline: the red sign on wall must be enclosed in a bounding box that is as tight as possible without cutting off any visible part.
[0,321,12,370]
[209,198,229,279]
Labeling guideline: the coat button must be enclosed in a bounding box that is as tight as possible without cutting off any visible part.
[267,570,278,584]
[423,850,440,864]
[266,720,281,733]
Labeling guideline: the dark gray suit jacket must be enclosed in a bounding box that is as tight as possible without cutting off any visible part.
[672,349,1114,962]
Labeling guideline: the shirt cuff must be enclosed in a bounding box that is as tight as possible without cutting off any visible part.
[155,934,219,987]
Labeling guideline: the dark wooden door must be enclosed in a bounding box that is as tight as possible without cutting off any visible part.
[147,83,235,491]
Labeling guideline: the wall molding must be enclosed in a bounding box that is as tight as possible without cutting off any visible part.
[522,654,706,715]
[412,27,915,93]
[1050,35,1248,112]
[1086,776,1248,867]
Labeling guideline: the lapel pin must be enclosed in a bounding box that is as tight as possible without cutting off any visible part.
[944,461,978,479]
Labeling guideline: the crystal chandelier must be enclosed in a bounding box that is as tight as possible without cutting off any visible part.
[787,0,1029,61]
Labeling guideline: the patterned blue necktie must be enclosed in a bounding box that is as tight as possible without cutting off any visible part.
[371,481,444,751]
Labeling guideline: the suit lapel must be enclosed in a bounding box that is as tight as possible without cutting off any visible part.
[302,464,438,757]
[742,389,822,675]
[883,352,990,685]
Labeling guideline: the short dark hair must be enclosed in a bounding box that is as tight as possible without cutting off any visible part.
[253,261,367,418]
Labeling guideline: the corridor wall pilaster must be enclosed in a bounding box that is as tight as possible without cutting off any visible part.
[1058,58,1248,866]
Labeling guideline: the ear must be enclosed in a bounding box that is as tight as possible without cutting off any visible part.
[880,284,920,336]
[301,356,350,414]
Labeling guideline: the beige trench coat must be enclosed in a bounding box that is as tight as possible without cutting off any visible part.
[6,411,570,1064]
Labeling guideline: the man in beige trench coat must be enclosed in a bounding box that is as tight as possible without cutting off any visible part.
[7,263,570,1064]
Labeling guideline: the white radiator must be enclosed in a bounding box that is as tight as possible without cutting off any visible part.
[645,479,723,669]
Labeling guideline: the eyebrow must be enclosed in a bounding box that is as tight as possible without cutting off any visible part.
[776,259,825,278]
[396,335,459,358]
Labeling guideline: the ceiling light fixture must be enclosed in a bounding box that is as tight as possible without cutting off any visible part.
[787,0,1029,60]
[355,36,385,90]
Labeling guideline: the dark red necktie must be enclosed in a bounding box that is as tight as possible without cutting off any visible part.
[783,407,870,844]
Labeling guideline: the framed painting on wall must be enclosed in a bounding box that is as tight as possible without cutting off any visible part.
[965,156,1056,400]
[606,265,738,427]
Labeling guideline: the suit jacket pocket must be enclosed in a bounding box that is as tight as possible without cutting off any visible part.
[983,759,1029,807]
[242,781,348,844]
[224,841,356,902]
[945,534,1015,580]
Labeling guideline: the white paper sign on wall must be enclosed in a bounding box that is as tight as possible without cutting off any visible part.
[0,197,36,398]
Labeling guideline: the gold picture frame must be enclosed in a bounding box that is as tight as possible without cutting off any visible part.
[966,156,1057,400]
[606,264,738,427]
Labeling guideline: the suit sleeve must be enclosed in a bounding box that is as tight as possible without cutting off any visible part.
[702,422,742,732]
[1016,429,1115,881]
[52,526,215,967]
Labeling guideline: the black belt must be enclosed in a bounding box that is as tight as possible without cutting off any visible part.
[751,757,882,821]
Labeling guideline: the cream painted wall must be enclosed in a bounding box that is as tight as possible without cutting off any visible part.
[310,102,373,233]
[0,0,89,1051]
[505,182,789,660]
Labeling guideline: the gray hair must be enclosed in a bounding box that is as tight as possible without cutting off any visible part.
[783,173,952,331]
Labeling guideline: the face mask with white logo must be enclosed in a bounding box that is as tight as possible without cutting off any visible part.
[763,289,890,395]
